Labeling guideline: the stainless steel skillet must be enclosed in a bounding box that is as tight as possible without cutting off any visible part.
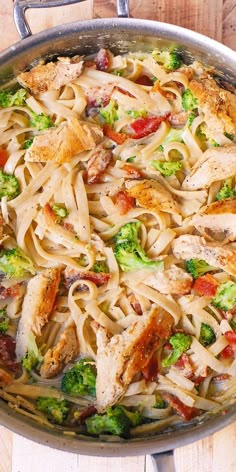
[0,1,235,470]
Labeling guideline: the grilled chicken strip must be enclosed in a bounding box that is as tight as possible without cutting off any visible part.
[126,179,180,215]
[25,118,103,164]
[191,197,236,243]
[40,324,78,379]
[18,59,83,95]
[16,268,61,360]
[182,146,236,190]
[189,76,236,135]
[145,265,193,295]
[94,306,174,413]
[172,235,236,276]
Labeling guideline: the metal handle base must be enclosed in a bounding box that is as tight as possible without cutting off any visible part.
[151,451,176,472]
[13,0,87,39]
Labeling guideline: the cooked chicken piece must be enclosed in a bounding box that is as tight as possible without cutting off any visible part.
[126,179,180,215]
[168,111,190,127]
[182,146,236,190]
[16,268,61,360]
[0,368,13,387]
[94,306,174,413]
[63,266,111,290]
[40,324,78,379]
[25,118,103,164]
[172,235,236,276]
[191,197,236,243]
[189,76,236,135]
[87,145,113,184]
[17,59,83,95]
[145,265,193,295]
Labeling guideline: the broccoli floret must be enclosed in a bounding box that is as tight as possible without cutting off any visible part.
[85,405,140,437]
[114,222,164,272]
[212,281,236,311]
[152,50,182,70]
[61,357,96,397]
[162,333,192,368]
[0,170,19,200]
[0,309,10,334]
[224,132,234,141]
[0,247,35,279]
[199,323,216,347]
[22,332,42,371]
[36,397,69,424]
[186,259,217,279]
[151,160,182,176]
[126,109,147,119]
[0,89,26,108]
[215,178,236,201]
[112,70,124,76]
[99,99,118,125]
[182,89,198,111]
[126,155,136,163]
[51,203,69,222]
[187,112,196,127]
[92,261,109,273]
[23,137,34,149]
[122,407,143,427]
[154,394,166,409]
[30,112,54,131]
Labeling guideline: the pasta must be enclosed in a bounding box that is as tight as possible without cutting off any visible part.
[0,47,236,438]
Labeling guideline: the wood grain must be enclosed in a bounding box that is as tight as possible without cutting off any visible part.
[0,1,236,471]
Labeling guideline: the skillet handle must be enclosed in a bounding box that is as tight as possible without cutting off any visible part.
[13,0,87,39]
[151,451,176,472]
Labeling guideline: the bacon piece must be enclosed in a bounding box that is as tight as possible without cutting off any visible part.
[115,86,135,98]
[87,145,112,184]
[141,352,158,381]
[123,164,144,179]
[0,149,8,168]
[174,353,193,378]
[95,48,111,71]
[193,274,218,297]
[103,124,128,144]
[130,115,169,139]
[64,267,111,290]
[163,393,200,421]
[76,405,97,424]
[115,190,135,215]
[0,284,22,300]
[129,293,143,316]
[168,111,190,127]
[135,75,153,86]
[0,334,21,373]
[84,61,97,69]
[43,203,58,225]
[85,85,113,110]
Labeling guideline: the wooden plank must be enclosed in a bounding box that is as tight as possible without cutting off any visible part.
[93,0,223,42]
[223,0,236,49]
[0,426,12,472]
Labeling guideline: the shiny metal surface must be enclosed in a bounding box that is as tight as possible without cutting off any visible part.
[0,4,235,459]
[117,0,129,18]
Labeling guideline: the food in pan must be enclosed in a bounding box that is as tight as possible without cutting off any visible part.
[0,47,236,438]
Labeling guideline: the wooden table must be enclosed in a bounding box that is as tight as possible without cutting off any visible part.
[0,1,236,471]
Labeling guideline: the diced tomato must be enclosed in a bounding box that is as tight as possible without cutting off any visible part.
[115,190,135,215]
[224,331,236,344]
[141,352,158,381]
[130,115,170,140]
[135,75,153,86]
[123,164,143,179]
[221,345,235,359]
[0,149,8,168]
[193,274,218,297]
[163,393,200,421]
[95,48,111,71]
[115,86,135,98]
[103,124,128,144]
